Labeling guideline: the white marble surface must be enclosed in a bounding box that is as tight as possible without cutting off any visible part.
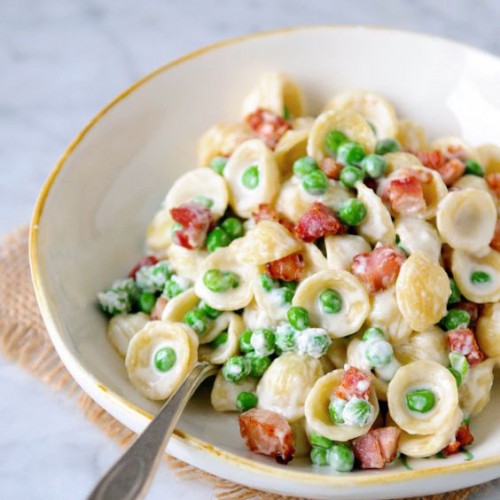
[1,1,500,498]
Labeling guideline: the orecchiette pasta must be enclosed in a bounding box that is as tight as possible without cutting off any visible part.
[293,270,370,338]
[396,120,428,152]
[301,243,329,278]
[274,129,309,174]
[393,327,449,367]
[161,288,198,323]
[324,234,371,272]
[242,299,278,330]
[257,352,323,422]
[289,418,311,458]
[199,313,244,364]
[394,216,441,263]
[383,152,422,175]
[211,371,257,412]
[476,303,500,357]
[305,370,379,441]
[146,208,174,256]
[431,136,479,161]
[107,313,150,357]
[325,339,348,369]
[477,143,500,174]
[167,244,207,282]
[223,139,280,218]
[459,359,495,417]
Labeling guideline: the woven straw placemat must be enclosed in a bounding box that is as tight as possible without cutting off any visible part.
[0,226,495,500]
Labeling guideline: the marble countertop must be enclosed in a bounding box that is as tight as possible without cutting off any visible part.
[1,1,500,498]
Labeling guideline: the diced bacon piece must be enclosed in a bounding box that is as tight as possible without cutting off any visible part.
[416,150,465,185]
[246,108,292,149]
[486,173,500,197]
[445,145,469,162]
[442,423,474,456]
[295,202,347,243]
[336,366,372,401]
[352,432,385,469]
[491,219,500,252]
[447,328,485,366]
[439,159,466,186]
[266,252,305,282]
[128,255,159,279]
[416,150,446,171]
[238,409,295,464]
[352,245,406,294]
[386,176,426,215]
[252,204,295,233]
[320,158,343,180]
[454,300,479,328]
[150,296,168,320]
[372,427,401,463]
[170,201,213,250]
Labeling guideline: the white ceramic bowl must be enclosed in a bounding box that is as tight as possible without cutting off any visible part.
[30,26,500,499]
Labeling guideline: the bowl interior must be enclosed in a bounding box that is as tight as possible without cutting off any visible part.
[32,26,500,497]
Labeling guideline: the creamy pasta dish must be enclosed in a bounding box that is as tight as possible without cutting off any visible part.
[98,72,500,471]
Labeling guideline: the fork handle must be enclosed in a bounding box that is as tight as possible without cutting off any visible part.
[87,362,217,500]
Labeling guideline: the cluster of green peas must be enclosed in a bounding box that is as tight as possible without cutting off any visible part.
[309,432,355,471]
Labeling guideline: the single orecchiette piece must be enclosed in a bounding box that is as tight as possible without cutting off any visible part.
[125,321,198,400]
[195,243,257,310]
[459,359,495,417]
[197,122,254,166]
[242,300,278,330]
[365,286,412,344]
[383,152,423,175]
[326,339,348,369]
[167,244,208,282]
[477,143,500,175]
[161,288,198,323]
[235,220,301,265]
[476,303,500,357]
[199,313,244,364]
[393,326,449,367]
[293,270,370,338]
[396,252,450,332]
[356,183,395,245]
[211,370,257,412]
[241,71,305,118]
[223,139,280,218]
[387,360,459,435]
[146,208,174,256]
[289,418,311,458]
[307,109,376,163]
[304,370,379,441]
[165,167,229,219]
[324,234,371,272]
[107,313,150,357]
[302,243,329,278]
[431,136,479,161]
[396,408,463,458]
[274,129,309,174]
[394,216,441,263]
[324,90,398,139]
[396,120,428,152]
[451,248,500,303]
[257,352,323,422]
[436,189,496,254]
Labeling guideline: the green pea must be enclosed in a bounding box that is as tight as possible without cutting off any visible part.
[395,234,409,256]
[222,356,251,383]
[192,195,214,208]
[328,443,355,472]
[164,275,191,299]
[449,352,469,381]
[279,287,295,305]
[154,347,176,372]
[362,326,385,342]
[236,392,258,412]
[210,330,228,349]
[221,217,244,239]
[97,288,131,316]
[282,281,298,292]
[136,262,173,293]
[138,291,156,314]
[283,105,291,120]
[319,289,342,314]
[206,227,231,253]
[293,156,319,178]
[325,130,348,156]
[464,159,484,177]
[203,269,240,292]
[406,388,436,413]
[337,199,367,226]
[375,138,401,155]
[337,141,365,166]
[274,324,296,353]
[343,399,374,426]
[287,306,310,331]
[339,166,364,188]
[296,328,331,357]
[448,278,461,305]
[302,170,329,195]
[309,432,334,449]
[360,154,387,178]
[250,328,276,356]
[210,156,228,175]
[242,165,259,189]
[365,339,394,367]
[198,300,222,319]
[310,446,329,466]
[183,309,208,336]
[441,309,470,331]
[239,329,254,353]
[328,396,346,424]
[470,271,491,284]
[449,367,462,387]
[259,273,280,292]
[246,353,272,378]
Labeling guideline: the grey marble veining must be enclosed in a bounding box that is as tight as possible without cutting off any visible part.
[1,1,500,498]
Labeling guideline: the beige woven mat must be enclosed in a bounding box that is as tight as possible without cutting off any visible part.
[0,225,494,500]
